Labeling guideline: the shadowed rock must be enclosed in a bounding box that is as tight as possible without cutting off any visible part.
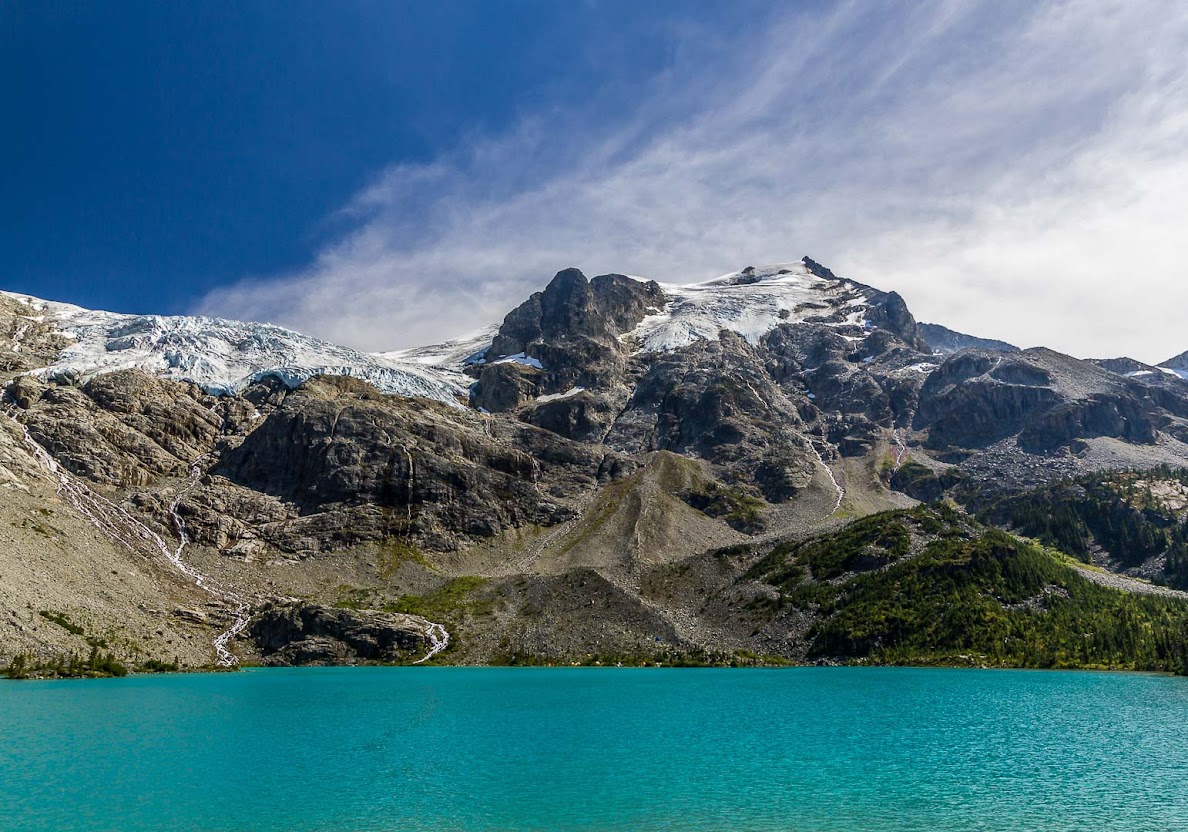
[248,601,433,665]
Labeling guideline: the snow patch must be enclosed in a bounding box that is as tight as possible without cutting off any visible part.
[376,325,498,387]
[536,386,585,403]
[492,353,544,369]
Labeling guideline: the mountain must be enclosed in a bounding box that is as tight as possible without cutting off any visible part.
[4,257,1188,674]
[1092,356,1163,376]
[918,322,1018,355]
[1160,350,1188,381]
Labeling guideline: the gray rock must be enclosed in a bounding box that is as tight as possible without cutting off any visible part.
[472,268,664,412]
[248,601,433,665]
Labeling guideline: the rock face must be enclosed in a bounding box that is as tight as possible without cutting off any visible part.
[914,348,1188,455]
[7,371,227,487]
[1092,357,1161,377]
[603,333,817,500]
[1160,350,1188,379]
[472,269,664,412]
[212,375,597,552]
[0,294,74,380]
[247,601,433,665]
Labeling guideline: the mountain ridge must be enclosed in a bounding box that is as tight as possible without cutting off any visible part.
[5,257,1188,674]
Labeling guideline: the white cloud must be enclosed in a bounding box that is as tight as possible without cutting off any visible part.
[198,0,1188,364]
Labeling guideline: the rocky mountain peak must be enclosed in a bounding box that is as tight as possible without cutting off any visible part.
[800,255,839,281]
[472,268,666,412]
[538,268,601,337]
[489,268,666,358]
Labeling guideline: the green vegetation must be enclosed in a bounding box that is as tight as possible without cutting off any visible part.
[39,610,85,636]
[333,585,373,610]
[746,504,1188,673]
[747,507,935,586]
[138,658,181,673]
[977,467,1188,588]
[682,481,766,533]
[4,646,128,679]
[385,576,492,621]
[376,538,431,580]
[488,647,789,668]
[36,609,112,651]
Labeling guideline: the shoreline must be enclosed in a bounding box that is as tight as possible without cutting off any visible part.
[5,657,1183,682]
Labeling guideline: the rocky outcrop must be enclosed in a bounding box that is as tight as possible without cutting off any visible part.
[520,390,622,444]
[1160,350,1188,376]
[1092,357,1157,377]
[471,269,664,412]
[917,367,1062,450]
[212,375,600,551]
[604,333,816,500]
[863,290,928,352]
[7,370,227,487]
[488,269,664,357]
[0,294,74,380]
[1018,394,1160,452]
[914,348,1188,455]
[800,257,927,352]
[247,601,434,665]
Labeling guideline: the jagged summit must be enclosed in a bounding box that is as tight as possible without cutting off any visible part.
[800,255,840,281]
[628,258,920,354]
[3,258,924,409]
[695,260,821,287]
[1090,356,1181,381]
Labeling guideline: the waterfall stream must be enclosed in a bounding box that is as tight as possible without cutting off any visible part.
[10,415,252,666]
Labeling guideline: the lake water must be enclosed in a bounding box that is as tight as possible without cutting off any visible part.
[2,667,1187,831]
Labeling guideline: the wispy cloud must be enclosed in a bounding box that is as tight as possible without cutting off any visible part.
[198,0,1188,363]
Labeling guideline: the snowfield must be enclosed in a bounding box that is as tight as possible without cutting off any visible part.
[625,261,876,353]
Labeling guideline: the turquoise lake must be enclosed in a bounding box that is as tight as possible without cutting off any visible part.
[2,667,1187,831]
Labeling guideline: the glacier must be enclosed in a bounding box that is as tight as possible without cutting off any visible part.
[1,291,470,406]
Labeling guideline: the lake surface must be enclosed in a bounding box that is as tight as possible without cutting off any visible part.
[2,667,1187,831]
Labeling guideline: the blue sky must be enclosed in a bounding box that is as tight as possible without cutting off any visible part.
[4,1,744,310]
[6,2,1188,362]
